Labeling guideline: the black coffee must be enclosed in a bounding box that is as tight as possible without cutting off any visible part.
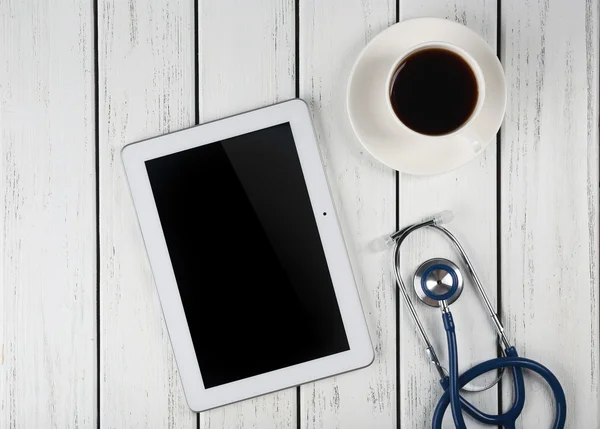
[389,48,478,136]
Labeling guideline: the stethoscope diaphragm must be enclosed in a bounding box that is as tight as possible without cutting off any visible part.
[413,258,463,307]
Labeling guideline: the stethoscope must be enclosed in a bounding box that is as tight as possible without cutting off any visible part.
[389,211,567,428]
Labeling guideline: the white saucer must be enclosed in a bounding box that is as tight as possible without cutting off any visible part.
[347,18,506,175]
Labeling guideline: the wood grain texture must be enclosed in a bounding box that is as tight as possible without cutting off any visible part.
[500,0,599,426]
[98,0,196,427]
[197,0,296,428]
[299,1,397,428]
[398,2,499,428]
[0,0,96,427]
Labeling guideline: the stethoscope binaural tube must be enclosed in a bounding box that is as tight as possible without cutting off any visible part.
[390,212,566,428]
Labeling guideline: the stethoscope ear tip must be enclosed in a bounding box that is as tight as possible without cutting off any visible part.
[369,234,397,252]
[371,210,454,253]
[430,210,454,226]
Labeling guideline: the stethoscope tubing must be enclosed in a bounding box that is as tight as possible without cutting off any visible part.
[443,311,467,428]
[391,214,567,428]
[432,344,566,428]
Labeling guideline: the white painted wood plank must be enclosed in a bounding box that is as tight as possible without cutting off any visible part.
[500,0,599,426]
[197,1,296,428]
[0,0,96,427]
[398,3,499,428]
[299,2,397,428]
[98,0,197,427]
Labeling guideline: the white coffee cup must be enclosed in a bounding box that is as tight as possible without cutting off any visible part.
[384,41,486,141]
[347,18,507,175]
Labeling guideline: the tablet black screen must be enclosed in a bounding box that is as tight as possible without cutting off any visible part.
[145,122,350,388]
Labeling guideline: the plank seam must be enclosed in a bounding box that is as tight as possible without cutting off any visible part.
[395,5,401,429]
[93,0,101,426]
[194,0,200,426]
[194,0,200,127]
[596,0,600,416]
[395,169,400,429]
[496,0,503,423]
[295,0,301,427]
[295,0,300,101]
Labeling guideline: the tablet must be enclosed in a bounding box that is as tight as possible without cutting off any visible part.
[122,99,373,412]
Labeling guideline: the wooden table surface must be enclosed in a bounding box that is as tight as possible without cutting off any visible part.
[1,0,598,427]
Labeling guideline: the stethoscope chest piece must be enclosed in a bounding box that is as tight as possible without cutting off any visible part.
[413,258,463,307]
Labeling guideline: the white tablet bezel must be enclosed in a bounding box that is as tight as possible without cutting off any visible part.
[121,99,373,412]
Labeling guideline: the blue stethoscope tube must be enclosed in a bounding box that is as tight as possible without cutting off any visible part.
[390,213,566,428]
[437,311,566,428]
